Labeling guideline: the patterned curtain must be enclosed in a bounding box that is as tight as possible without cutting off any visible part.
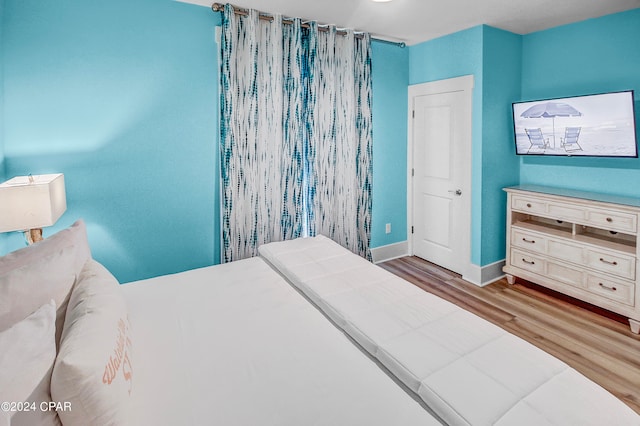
[220,4,372,263]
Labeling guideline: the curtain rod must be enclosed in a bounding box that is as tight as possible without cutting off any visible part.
[211,2,406,48]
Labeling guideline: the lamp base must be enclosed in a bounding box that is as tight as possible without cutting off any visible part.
[25,228,43,245]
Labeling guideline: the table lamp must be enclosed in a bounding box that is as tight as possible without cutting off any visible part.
[0,174,67,244]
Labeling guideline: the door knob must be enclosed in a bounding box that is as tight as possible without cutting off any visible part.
[448,189,462,196]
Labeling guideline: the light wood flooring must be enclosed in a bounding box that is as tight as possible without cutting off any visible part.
[379,256,640,415]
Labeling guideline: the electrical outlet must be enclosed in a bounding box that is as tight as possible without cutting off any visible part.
[385,223,391,234]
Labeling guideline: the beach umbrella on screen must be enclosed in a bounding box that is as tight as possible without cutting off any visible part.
[521,102,581,148]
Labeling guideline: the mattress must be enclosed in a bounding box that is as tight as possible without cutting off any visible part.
[121,256,441,425]
[259,235,640,426]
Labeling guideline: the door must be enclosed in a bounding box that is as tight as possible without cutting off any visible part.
[409,76,473,276]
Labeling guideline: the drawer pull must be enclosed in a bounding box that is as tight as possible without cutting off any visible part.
[522,238,536,244]
[598,283,617,292]
[526,203,532,208]
[599,258,618,266]
[606,217,613,223]
[522,258,535,265]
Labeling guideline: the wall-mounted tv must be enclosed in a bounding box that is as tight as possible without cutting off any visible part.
[512,90,637,157]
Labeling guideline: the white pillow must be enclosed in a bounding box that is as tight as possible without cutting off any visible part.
[0,220,91,348]
[0,300,61,426]
[51,259,133,426]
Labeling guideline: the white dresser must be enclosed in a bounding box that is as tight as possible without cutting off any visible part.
[503,185,640,334]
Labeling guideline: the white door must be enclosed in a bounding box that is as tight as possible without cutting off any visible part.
[409,76,473,276]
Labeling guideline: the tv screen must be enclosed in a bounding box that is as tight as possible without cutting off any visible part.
[512,90,637,157]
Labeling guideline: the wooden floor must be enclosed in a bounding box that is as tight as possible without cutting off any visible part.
[380,256,640,415]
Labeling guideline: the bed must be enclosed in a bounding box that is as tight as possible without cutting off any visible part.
[122,255,439,425]
[1,221,439,426]
[1,220,638,425]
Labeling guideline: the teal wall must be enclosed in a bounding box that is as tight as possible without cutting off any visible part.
[519,9,640,197]
[1,0,413,281]
[4,0,634,279]
[406,9,639,268]
[0,0,6,254]
[0,0,5,180]
[0,0,4,180]
[408,25,521,266]
[370,41,409,247]
[2,0,220,283]
[480,27,521,265]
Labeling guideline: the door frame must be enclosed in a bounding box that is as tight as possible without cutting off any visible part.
[407,75,474,279]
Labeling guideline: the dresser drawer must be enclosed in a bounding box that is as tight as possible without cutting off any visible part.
[585,249,636,280]
[512,196,547,215]
[547,261,584,289]
[585,208,637,233]
[547,239,584,265]
[547,203,586,223]
[586,274,635,307]
[511,229,546,254]
[510,249,545,275]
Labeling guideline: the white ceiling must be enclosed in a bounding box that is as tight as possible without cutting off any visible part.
[179,0,640,45]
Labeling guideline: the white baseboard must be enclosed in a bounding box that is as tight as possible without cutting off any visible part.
[371,240,409,264]
[371,242,505,288]
[463,259,505,287]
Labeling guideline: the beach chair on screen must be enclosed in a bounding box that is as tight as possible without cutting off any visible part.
[525,128,549,153]
[561,127,583,153]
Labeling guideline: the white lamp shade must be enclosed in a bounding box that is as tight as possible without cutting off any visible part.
[0,174,67,233]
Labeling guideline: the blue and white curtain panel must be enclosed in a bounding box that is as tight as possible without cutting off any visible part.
[220,3,373,263]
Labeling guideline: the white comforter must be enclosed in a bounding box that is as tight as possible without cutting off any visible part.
[121,257,441,425]
[259,235,640,426]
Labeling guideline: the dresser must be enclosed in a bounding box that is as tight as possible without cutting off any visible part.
[503,185,640,334]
